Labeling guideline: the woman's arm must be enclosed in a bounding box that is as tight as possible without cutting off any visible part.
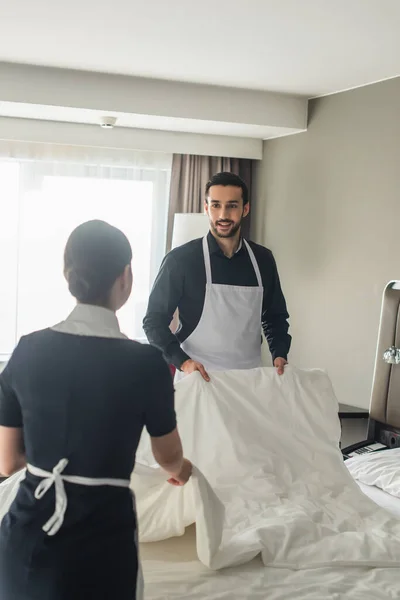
[0,354,25,477]
[151,428,183,475]
[0,426,26,477]
[143,346,192,486]
[150,428,192,485]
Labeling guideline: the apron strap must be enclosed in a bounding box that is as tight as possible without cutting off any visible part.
[27,460,131,536]
[202,236,212,285]
[243,240,263,288]
[203,236,263,288]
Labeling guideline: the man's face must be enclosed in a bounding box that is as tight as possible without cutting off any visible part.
[205,185,249,239]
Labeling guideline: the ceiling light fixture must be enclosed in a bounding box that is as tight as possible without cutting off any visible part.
[99,116,117,129]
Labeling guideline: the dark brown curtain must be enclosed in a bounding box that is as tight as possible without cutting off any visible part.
[166,154,254,251]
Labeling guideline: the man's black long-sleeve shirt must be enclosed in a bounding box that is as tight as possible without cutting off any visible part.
[143,233,291,369]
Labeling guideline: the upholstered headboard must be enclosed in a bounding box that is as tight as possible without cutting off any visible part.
[370,281,400,429]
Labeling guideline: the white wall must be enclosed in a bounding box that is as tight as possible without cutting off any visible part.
[253,77,400,409]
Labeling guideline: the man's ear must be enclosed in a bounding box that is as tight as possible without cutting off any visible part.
[243,202,250,218]
[204,200,209,215]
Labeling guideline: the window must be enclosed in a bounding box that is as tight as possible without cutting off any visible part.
[0,158,170,360]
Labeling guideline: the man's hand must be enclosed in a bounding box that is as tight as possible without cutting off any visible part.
[181,359,210,382]
[167,458,193,486]
[274,357,287,376]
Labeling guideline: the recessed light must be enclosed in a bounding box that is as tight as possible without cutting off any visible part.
[99,116,117,129]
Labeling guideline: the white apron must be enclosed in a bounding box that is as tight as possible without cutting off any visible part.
[176,236,264,380]
[25,460,143,599]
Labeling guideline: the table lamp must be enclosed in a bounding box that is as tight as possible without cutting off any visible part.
[170,213,209,336]
[171,213,209,250]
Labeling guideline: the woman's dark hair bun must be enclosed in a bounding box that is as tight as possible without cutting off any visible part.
[65,268,91,303]
[64,220,132,305]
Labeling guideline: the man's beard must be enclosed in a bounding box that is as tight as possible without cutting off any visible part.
[210,219,242,239]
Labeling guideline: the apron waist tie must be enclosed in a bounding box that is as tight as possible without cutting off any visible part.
[27,459,131,536]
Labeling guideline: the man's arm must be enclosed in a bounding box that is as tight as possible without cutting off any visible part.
[261,252,291,363]
[143,253,190,369]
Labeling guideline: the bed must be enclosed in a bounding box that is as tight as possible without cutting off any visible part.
[137,280,400,600]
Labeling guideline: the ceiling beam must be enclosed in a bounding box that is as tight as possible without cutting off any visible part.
[0,62,308,133]
[0,117,263,159]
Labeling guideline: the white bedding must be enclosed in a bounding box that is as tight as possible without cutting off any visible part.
[141,482,400,600]
[139,368,400,599]
[133,367,400,571]
[347,448,400,498]
[357,480,400,519]
[141,534,400,600]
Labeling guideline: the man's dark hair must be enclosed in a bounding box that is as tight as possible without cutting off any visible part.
[64,220,132,306]
[205,172,249,205]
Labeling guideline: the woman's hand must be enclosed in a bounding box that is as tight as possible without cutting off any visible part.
[167,458,193,486]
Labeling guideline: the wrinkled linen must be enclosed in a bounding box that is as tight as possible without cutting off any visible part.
[346,448,400,499]
[132,367,400,570]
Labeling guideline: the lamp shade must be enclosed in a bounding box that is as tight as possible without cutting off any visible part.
[171,213,209,249]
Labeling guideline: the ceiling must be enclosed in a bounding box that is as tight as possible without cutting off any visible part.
[1,0,399,97]
[0,0,399,148]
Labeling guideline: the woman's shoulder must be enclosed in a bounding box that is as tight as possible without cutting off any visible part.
[10,332,167,371]
[10,329,52,352]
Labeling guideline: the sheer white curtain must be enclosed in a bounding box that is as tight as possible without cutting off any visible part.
[0,147,171,360]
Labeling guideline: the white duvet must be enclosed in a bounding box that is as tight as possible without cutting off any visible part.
[132,367,400,571]
[1,367,400,578]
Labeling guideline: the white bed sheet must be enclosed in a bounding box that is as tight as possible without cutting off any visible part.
[141,482,400,600]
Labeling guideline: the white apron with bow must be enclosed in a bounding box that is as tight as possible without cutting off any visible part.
[176,236,264,380]
[25,461,143,598]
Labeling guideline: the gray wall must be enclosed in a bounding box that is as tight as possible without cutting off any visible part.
[253,77,400,408]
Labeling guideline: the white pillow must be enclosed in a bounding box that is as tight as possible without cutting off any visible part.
[346,448,400,498]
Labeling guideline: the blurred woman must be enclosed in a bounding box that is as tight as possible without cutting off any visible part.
[0,220,191,600]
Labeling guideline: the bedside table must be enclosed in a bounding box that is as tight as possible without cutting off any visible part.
[338,403,369,448]
[338,404,369,419]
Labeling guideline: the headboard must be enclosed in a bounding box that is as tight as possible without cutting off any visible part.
[370,281,400,431]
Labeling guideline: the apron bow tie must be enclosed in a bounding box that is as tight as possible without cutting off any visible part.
[27,459,131,536]
[32,458,70,536]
